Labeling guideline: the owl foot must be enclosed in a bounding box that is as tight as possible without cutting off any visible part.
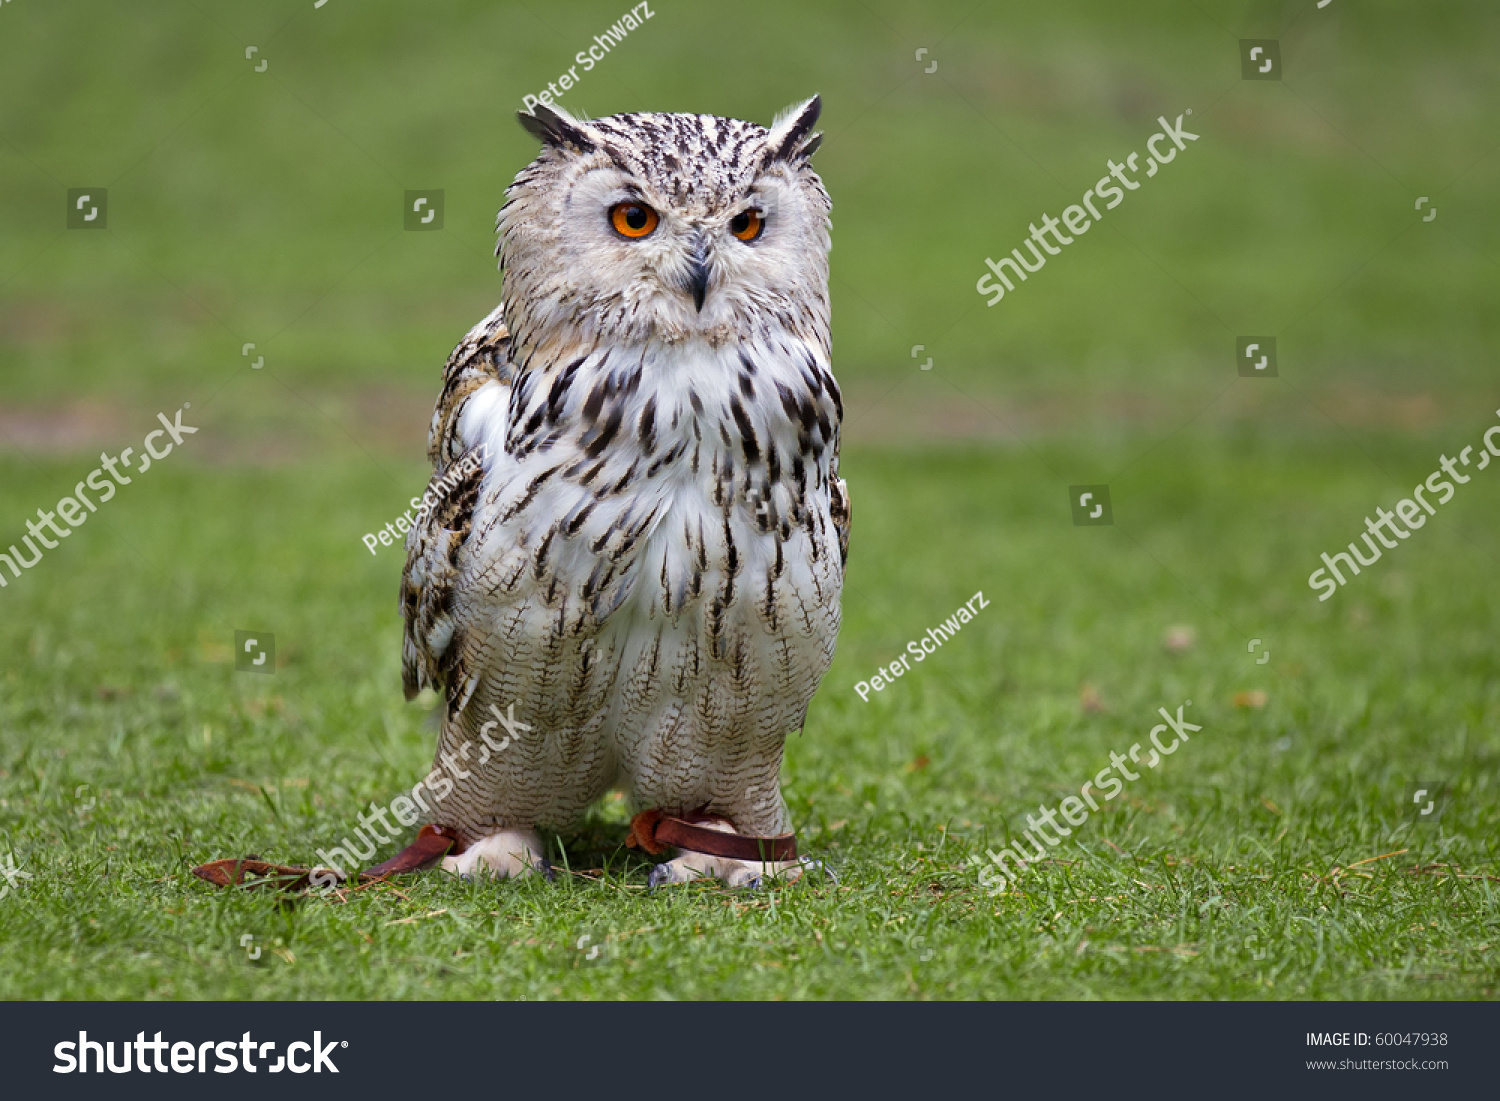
[647,850,801,890]
[643,819,806,890]
[441,828,546,880]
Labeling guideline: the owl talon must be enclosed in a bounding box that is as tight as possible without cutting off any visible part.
[799,856,837,884]
[645,847,804,890]
[646,862,682,892]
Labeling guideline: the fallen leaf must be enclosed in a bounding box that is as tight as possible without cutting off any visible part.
[1163,626,1195,653]
[1079,683,1106,713]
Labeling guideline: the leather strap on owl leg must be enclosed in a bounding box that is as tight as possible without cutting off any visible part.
[626,808,798,863]
[191,824,469,890]
[361,823,466,878]
[624,808,670,854]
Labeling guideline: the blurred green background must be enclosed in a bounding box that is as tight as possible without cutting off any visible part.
[4,0,1498,418]
[1,0,1497,999]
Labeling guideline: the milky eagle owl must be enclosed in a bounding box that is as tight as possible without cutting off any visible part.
[399,96,847,887]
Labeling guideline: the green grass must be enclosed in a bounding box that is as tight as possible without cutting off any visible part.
[1,0,1498,999]
[1,431,1496,999]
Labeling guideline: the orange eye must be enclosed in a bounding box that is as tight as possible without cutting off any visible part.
[609,202,659,238]
[730,209,764,241]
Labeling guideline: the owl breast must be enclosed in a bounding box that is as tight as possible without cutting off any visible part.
[443,332,845,830]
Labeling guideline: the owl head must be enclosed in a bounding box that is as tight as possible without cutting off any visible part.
[498,97,830,352]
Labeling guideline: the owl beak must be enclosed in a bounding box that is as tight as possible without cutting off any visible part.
[685,234,712,313]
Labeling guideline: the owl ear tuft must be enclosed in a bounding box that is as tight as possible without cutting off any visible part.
[518,103,596,154]
[767,95,823,163]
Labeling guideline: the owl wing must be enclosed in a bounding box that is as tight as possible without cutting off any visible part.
[829,436,851,567]
[400,304,512,702]
[426,301,514,466]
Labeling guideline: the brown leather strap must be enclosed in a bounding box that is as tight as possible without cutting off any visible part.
[362,824,462,878]
[190,824,467,891]
[624,808,671,854]
[626,809,797,863]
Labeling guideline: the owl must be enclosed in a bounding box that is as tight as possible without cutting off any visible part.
[399,96,848,888]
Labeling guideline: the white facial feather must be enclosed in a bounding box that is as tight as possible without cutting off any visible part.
[498,99,831,353]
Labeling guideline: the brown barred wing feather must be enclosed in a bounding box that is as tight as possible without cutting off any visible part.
[830,474,851,568]
[400,450,489,703]
[402,305,512,702]
[828,430,850,568]
[428,302,514,467]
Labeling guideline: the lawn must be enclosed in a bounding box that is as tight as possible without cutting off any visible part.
[0,432,1496,999]
[1,0,1497,1000]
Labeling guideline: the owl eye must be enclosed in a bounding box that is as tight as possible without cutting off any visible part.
[730,209,764,241]
[609,202,659,239]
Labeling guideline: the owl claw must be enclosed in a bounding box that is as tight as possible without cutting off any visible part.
[645,849,805,890]
[799,856,837,884]
[646,862,681,892]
